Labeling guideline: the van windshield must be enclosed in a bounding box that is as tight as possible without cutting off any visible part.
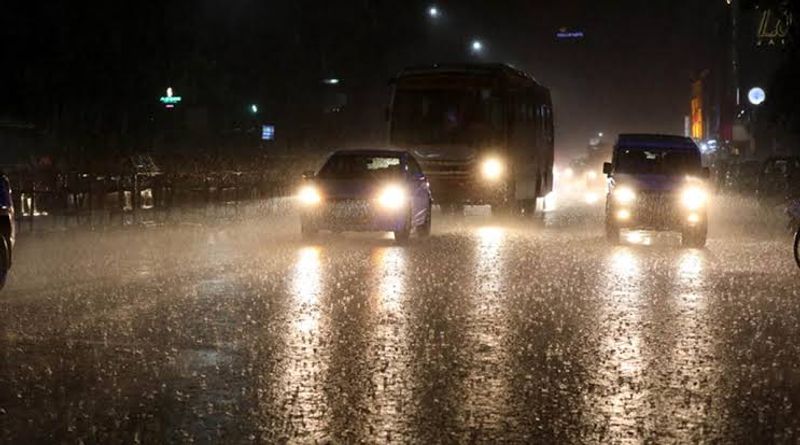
[615,148,702,175]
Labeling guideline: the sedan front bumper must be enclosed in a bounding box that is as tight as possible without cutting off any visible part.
[301,199,408,232]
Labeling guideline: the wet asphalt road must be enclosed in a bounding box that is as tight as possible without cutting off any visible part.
[1,198,799,444]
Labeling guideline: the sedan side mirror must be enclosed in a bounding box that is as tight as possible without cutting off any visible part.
[701,167,711,179]
[302,170,316,180]
[603,162,613,176]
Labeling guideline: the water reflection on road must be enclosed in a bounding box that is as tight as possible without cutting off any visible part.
[585,247,646,443]
[280,246,327,440]
[463,226,510,438]
[3,211,799,443]
[368,246,410,441]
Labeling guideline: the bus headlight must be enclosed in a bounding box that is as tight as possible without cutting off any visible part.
[481,157,505,181]
[298,185,322,206]
[681,186,708,210]
[377,184,407,210]
[613,186,636,205]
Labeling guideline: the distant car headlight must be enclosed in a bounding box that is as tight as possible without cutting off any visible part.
[681,186,708,210]
[613,186,636,204]
[377,184,407,210]
[298,185,322,206]
[481,157,505,181]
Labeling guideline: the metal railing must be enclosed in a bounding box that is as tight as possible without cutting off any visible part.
[8,170,298,234]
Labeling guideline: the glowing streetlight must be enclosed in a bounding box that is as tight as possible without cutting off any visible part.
[748,87,766,106]
[471,39,484,54]
[428,5,440,18]
[250,104,259,114]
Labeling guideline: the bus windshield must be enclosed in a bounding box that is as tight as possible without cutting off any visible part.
[615,148,702,175]
[391,88,504,145]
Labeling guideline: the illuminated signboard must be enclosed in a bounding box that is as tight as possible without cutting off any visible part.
[556,27,584,40]
[757,8,793,46]
[691,97,703,139]
[261,125,275,141]
[159,87,182,108]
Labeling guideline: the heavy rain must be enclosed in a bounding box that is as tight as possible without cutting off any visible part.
[2,1,800,444]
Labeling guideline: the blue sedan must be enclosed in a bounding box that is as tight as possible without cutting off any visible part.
[298,150,432,243]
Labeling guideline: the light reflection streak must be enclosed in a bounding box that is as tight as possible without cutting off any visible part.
[376,247,405,313]
[611,248,639,279]
[678,250,703,284]
[464,226,509,431]
[281,246,327,438]
[586,247,645,441]
[368,247,409,438]
[668,250,717,439]
[476,227,504,295]
[293,247,321,306]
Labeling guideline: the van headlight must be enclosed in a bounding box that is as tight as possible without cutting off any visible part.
[613,186,636,204]
[298,185,322,206]
[681,186,708,210]
[377,184,407,210]
[481,157,504,181]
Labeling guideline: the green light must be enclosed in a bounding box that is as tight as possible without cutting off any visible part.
[160,96,182,104]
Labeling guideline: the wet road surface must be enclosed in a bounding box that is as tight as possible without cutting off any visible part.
[1,199,799,443]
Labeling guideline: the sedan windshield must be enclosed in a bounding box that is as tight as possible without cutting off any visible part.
[616,148,701,175]
[318,155,403,179]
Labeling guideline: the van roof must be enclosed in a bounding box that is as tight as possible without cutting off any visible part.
[616,134,699,151]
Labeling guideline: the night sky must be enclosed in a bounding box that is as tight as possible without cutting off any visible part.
[2,0,725,157]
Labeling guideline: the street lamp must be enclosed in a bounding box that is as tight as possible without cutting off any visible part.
[747,87,766,106]
[471,39,484,54]
[428,5,440,18]
[250,104,259,114]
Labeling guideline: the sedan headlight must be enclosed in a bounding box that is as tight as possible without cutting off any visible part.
[298,185,322,206]
[377,184,407,210]
[481,157,504,181]
[681,186,708,210]
[613,186,636,204]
